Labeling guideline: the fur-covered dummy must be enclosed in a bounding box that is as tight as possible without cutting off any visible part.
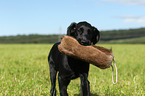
[58,35,114,69]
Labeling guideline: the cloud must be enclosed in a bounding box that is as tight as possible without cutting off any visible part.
[103,0,145,6]
[117,15,145,24]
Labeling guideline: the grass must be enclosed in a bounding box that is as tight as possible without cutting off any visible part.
[0,44,144,95]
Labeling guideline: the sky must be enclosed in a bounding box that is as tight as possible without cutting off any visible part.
[0,0,145,36]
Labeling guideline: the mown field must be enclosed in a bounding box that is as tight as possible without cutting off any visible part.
[0,44,144,96]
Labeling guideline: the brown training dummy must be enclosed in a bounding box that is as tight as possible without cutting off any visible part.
[58,35,113,69]
[58,35,118,84]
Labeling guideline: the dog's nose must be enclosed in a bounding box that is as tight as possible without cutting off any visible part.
[80,41,90,46]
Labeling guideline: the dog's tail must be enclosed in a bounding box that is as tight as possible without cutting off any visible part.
[111,58,117,84]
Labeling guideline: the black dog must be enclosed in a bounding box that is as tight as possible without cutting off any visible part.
[48,21,100,96]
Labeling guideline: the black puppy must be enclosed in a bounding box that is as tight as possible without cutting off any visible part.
[48,21,100,96]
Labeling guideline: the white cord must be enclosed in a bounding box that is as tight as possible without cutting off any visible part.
[111,58,117,84]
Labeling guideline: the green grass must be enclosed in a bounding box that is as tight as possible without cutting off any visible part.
[0,44,144,95]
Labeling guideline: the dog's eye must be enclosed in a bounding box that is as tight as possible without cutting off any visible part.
[88,29,91,34]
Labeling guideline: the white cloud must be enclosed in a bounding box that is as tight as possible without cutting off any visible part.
[103,0,145,6]
[117,15,145,24]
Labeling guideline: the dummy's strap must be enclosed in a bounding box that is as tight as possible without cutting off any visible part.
[111,58,117,84]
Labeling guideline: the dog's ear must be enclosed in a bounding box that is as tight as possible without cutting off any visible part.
[67,22,77,36]
[92,27,100,44]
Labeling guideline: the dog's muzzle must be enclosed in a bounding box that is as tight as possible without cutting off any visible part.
[80,40,91,46]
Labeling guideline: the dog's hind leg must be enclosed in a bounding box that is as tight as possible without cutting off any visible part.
[49,61,57,96]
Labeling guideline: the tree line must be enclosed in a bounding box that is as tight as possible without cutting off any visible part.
[101,28,145,41]
[0,28,145,44]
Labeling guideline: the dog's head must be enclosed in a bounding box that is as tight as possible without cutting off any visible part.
[67,21,100,46]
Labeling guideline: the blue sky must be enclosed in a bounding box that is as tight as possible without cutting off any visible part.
[0,0,145,36]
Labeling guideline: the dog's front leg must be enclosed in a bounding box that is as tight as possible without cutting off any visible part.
[58,74,70,96]
[80,73,90,96]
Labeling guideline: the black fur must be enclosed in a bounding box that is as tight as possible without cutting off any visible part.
[48,21,100,96]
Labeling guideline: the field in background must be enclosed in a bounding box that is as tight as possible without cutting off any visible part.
[102,36,145,44]
[0,27,145,44]
[0,44,144,95]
